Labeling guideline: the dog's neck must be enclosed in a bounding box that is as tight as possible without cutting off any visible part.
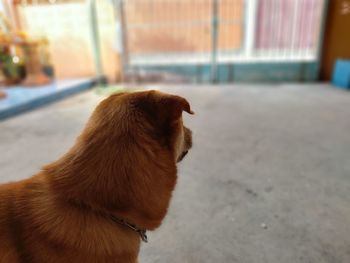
[110,215,148,243]
[65,198,148,242]
[44,136,178,231]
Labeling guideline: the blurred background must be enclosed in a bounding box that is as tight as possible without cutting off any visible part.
[0,0,350,262]
[0,0,347,89]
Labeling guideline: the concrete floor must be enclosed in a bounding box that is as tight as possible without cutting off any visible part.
[1,84,350,263]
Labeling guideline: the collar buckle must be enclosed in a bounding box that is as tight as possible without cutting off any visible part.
[110,215,148,243]
[138,229,148,243]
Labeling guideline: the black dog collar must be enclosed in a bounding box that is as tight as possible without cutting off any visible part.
[110,215,148,243]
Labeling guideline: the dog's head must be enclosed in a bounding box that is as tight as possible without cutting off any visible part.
[129,90,193,163]
[48,90,193,230]
[87,90,193,163]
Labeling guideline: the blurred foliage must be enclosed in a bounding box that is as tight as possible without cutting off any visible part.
[94,85,143,96]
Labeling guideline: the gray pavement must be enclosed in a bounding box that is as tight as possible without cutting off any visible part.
[1,84,350,263]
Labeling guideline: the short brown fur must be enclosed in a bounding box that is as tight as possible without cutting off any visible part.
[0,90,193,263]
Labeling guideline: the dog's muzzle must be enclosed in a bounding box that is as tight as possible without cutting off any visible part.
[177,150,188,162]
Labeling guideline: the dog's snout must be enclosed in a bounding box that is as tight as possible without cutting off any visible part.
[177,150,188,162]
[177,126,192,163]
[184,127,192,150]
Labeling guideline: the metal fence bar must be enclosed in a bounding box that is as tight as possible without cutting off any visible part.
[244,0,257,57]
[211,0,219,83]
[114,0,129,80]
[88,0,104,82]
[290,0,300,58]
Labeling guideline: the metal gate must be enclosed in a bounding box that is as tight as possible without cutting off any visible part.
[115,0,328,83]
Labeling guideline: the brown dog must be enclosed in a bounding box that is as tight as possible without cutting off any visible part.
[0,90,193,263]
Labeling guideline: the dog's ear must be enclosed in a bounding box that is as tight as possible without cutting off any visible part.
[135,90,194,125]
[157,92,194,121]
[136,90,194,133]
